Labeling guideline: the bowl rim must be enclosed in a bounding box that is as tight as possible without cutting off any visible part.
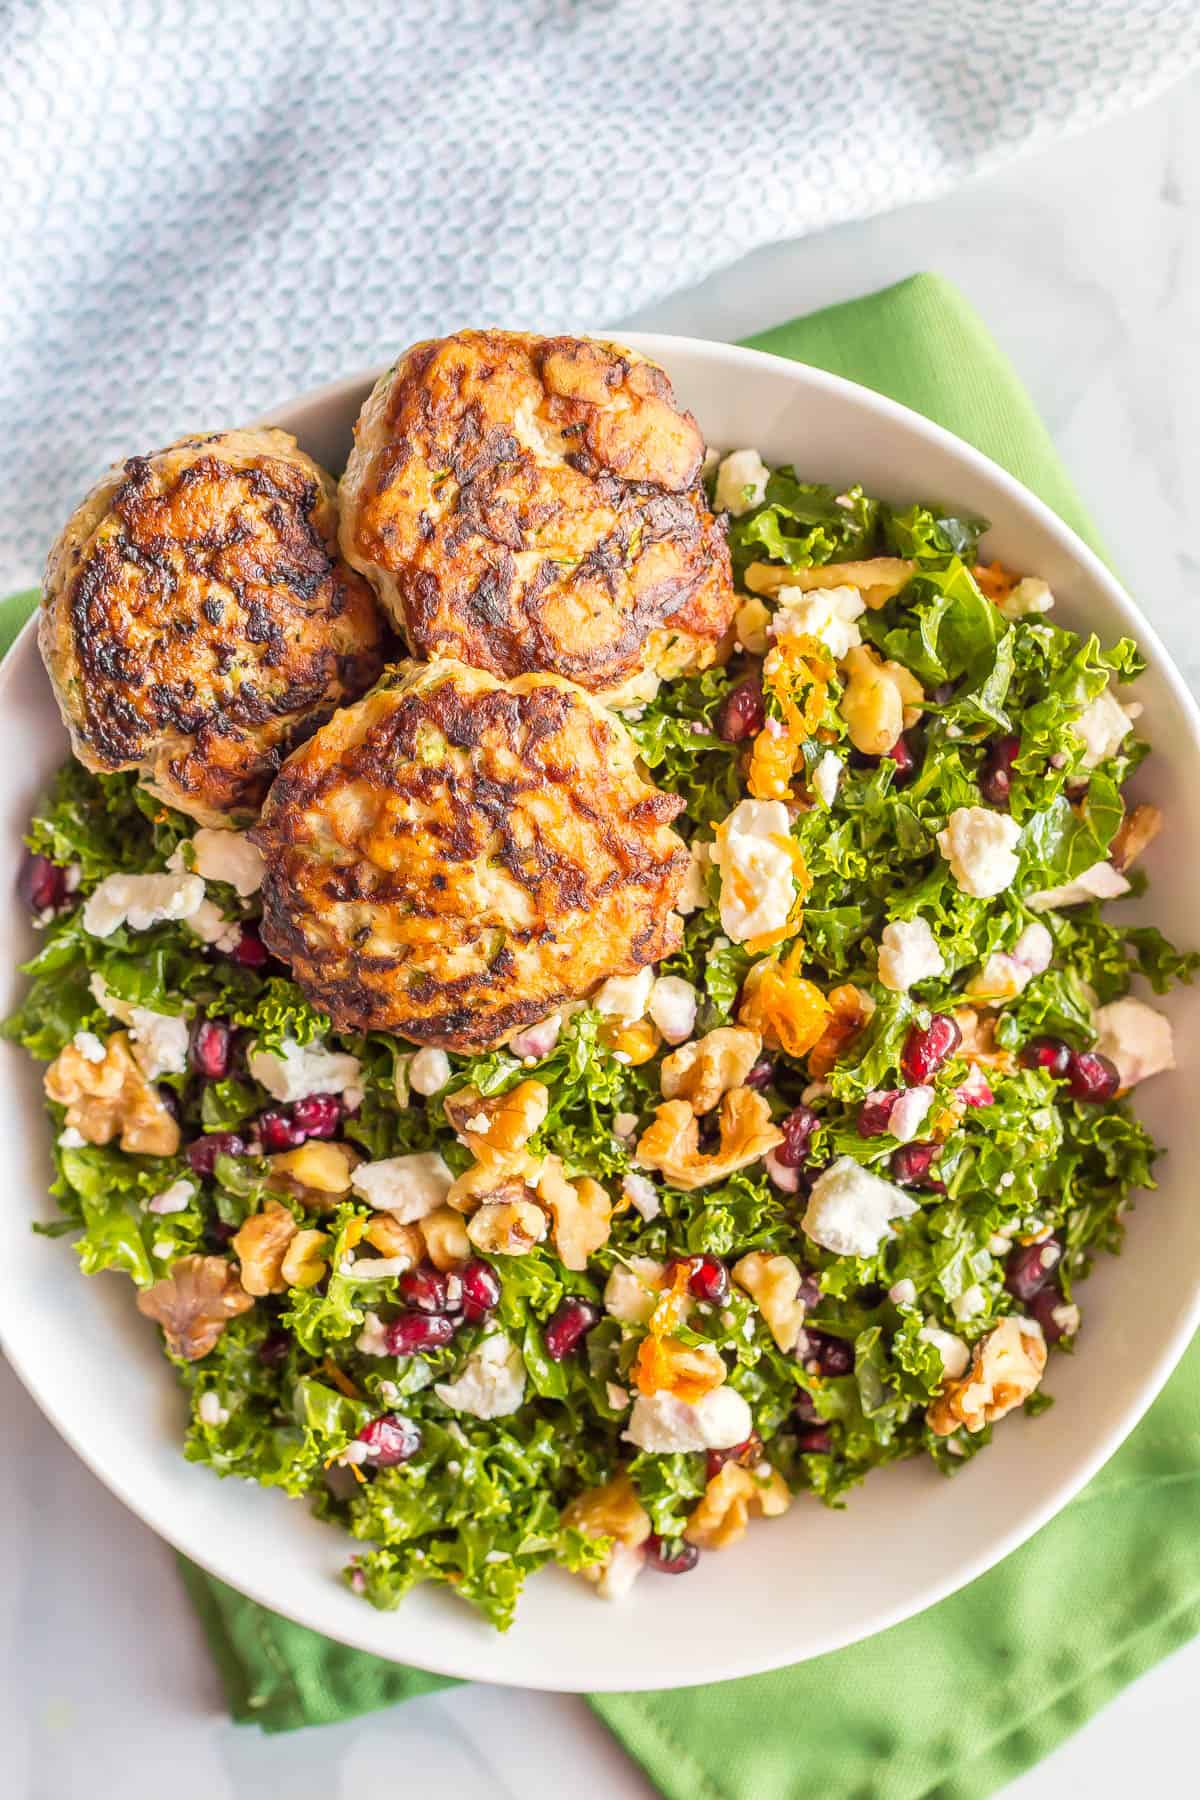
[3,331,1199,1689]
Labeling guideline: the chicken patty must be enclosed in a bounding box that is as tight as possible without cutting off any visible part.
[253,660,688,1050]
[40,429,386,826]
[338,331,734,702]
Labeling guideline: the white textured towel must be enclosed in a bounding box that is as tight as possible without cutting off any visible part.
[2,0,1197,589]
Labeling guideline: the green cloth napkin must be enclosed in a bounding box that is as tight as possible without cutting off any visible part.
[11,273,1200,1798]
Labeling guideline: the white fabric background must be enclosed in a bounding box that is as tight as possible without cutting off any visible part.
[2,0,1198,591]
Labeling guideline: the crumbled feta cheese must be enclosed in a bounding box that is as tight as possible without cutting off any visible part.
[612,1111,639,1141]
[967,919,1054,1003]
[604,1257,665,1325]
[434,1333,526,1419]
[889,1278,917,1308]
[622,1172,661,1222]
[147,1179,196,1216]
[952,1284,986,1322]
[351,1152,453,1223]
[89,975,189,1078]
[184,897,243,953]
[188,828,265,896]
[888,1086,934,1143]
[1051,1301,1081,1338]
[803,1156,920,1258]
[606,1381,630,1410]
[409,1046,452,1096]
[918,1327,970,1378]
[773,584,865,660]
[1072,687,1136,769]
[508,1012,563,1059]
[674,840,711,916]
[247,1037,362,1103]
[57,1125,87,1149]
[765,1148,801,1193]
[63,863,82,893]
[82,870,206,938]
[712,799,796,944]
[1091,996,1175,1089]
[1028,860,1131,911]
[197,1391,230,1427]
[811,749,843,808]
[713,448,770,518]
[937,806,1022,899]
[355,1311,391,1357]
[997,577,1054,620]
[72,1029,107,1063]
[623,1386,752,1454]
[592,965,655,1024]
[648,975,697,1046]
[596,1541,645,1602]
[877,917,944,993]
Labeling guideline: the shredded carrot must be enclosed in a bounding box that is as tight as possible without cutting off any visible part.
[321,1357,362,1400]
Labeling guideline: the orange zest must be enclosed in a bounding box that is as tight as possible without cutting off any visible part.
[737,941,830,1057]
[974,561,1017,604]
[321,1357,362,1401]
[746,632,832,803]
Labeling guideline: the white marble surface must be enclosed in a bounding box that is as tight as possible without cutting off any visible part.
[3,74,1199,1800]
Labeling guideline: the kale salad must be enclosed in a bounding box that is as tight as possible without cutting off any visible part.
[9,450,1193,1631]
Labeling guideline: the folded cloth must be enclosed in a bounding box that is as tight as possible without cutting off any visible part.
[8,275,1200,1799]
[4,0,1200,591]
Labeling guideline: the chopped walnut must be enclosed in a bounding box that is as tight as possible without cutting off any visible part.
[136,1254,253,1360]
[364,1214,424,1265]
[232,1200,298,1297]
[635,1087,782,1190]
[927,1315,1047,1436]
[269,1140,358,1201]
[660,1026,762,1114]
[733,1252,808,1353]
[840,645,924,755]
[806,984,875,1079]
[45,1031,180,1157]
[536,1157,611,1270]
[684,1460,791,1551]
[419,1206,472,1270]
[280,1227,330,1289]
[745,556,914,610]
[466,1197,548,1256]
[562,1472,651,1597]
[953,1006,1015,1073]
[633,1333,726,1401]
[444,1080,549,1154]
[1110,802,1161,872]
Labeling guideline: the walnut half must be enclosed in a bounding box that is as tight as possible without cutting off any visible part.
[562,1472,652,1599]
[927,1315,1047,1436]
[733,1252,808,1353]
[660,1026,762,1114]
[45,1031,180,1157]
[684,1459,791,1551]
[232,1200,297,1297]
[635,1087,782,1191]
[136,1254,253,1360]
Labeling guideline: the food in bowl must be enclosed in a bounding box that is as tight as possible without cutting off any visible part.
[7,337,1194,1632]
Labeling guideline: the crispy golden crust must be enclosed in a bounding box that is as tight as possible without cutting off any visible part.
[40,429,386,826]
[253,660,688,1051]
[338,331,734,697]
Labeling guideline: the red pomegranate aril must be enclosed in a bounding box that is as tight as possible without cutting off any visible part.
[186,1131,246,1177]
[257,1329,290,1366]
[291,1092,343,1138]
[231,925,269,967]
[1020,1035,1072,1079]
[795,1423,833,1454]
[1029,1284,1075,1344]
[901,1013,962,1083]
[744,1055,776,1091]
[805,1328,855,1376]
[398,1264,449,1315]
[258,1109,305,1152]
[544,1297,601,1361]
[18,851,66,913]
[858,1089,900,1138]
[188,1016,232,1081]
[883,735,916,785]
[459,1259,502,1321]
[1064,1049,1120,1102]
[980,734,1020,807]
[705,1432,763,1480]
[356,1412,422,1467]
[776,1104,819,1168]
[793,1390,820,1424]
[890,1141,940,1187]
[716,680,766,743]
[645,1534,700,1575]
[385,1312,457,1354]
[688,1254,730,1305]
[1005,1237,1062,1304]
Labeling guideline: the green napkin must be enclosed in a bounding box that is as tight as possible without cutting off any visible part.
[11,273,1200,1797]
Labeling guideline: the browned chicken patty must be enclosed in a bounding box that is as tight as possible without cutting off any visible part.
[40,429,386,826]
[253,660,688,1050]
[338,330,734,701]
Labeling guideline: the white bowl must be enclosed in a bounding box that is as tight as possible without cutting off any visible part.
[2,336,1198,1692]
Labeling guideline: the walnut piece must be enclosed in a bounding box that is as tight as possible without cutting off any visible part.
[364,1214,424,1265]
[268,1140,358,1200]
[927,1315,1047,1436]
[745,557,914,610]
[684,1460,791,1550]
[45,1031,180,1157]
[136,1254,253,1360]
[466,1197,548,1256]
[536,1157,611,1271]
[419,1206,472,1269]
[840,645,924,755]
[953,1006,1015,1073]
[806,984,875,1078]
[280,1227,330,1289]
[635,1087,782,1190]
[561,1472,651,1597]
[232,1200,298,1297]
[660,1026,762,1114]
[1110,802,1161,872]
[733,1252,808,1353]
[444,1080,549,1154]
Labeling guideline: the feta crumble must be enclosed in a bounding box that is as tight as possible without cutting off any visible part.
[877,917,944,993]
[811,749,843,808]
[888,1086,934,1143]
[434,1333,526,1419]
[937,806,1022,899]
[72,1029,107,1063]
[1028,860,1130,911]
[184,897,242,953]
[713,448,770,518]
[648,975,697,1045]
[170,828,265,896]
[82,870,206,938]
[773,584,865,660]
[997,577,1054,620]
[803,1156,920,1258]
[247,1037,363,1103]
[57,1125,86,1149]
[674,840,711,916]
[712,798,796,944]
[623,1386,752,1454]
[592,965,655,1024]
[146,1179,196,1216]
[1092,996,1175,1089]
[604,1257,665,1325]
[1072,687,1137,769]
[351,1152,453,1223]
[621,1172,661,1222]
[918,1326,970,1378]
[409,1046,452,1096]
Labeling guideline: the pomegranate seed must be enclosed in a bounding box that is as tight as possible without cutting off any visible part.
[890,1141,941,1187]
[459,1259,502,1321]
[795,1423,833,1454]
[258,1109,305,1152]
[1029,1285,1075,1344]
[883,735,916,785]
[186,1131,246,1177]
[257,1329,290,1366]
[385,1312,457,1354]
[805,1328,854,1376]
[398,1264,449,1314]
[716,681,765,743]
[231,925,269,967]
[858,1089,900,1137]
[795,1270,822,1310]
[1005,1237,1062,1304]
[356,1413,422,1467]
[189,1017,232,1080]
[901,1013,962,1083]
[544,1298,601,1361]
[1064,1049,1120,1102]
[979,735,1020,807]
[793,1391,819,1424]
[645,1534,699,1575]
[705,1433,763,1480]
[18,851,66,912]
[1020,1035,1071,1079]
[776,1104,818,1168]
[688,1255,730,1305]
[744,1055,775,1091]
[290,1093,342,1138]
